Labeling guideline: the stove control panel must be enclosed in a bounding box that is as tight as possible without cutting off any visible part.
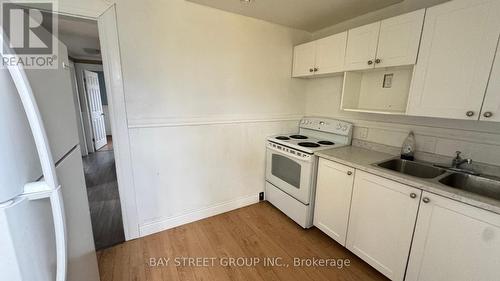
[299,117,353,136]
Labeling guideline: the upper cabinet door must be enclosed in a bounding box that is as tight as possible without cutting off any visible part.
[376,9,425,68]
[292,41,316,77]
[407,0,500,120]
[406,192,500,281]
[344,22,380,71]
[481,43,500,122]
[315,32,347,75]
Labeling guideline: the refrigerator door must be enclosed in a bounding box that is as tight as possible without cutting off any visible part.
[56,146,100,281]
[4,38,67,281]
[0,197,57,281]
[0,68,41,202]
[1,20,99,281]
[25,41,80,163]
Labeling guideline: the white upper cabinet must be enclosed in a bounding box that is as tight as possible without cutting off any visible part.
[407,0,500,120]
[406,192,500,281]
[376,9,425,68]
[314,32,347,75]
[314,159,354,246]
[343,22,381,71]
[346,171,421,281]
[344,10,425,71]
[292,32,347,77]
[292,41,316,77]
[481,43,500,122]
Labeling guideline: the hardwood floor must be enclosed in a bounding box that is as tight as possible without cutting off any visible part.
[83,148,125,250]
[97,202,389,281]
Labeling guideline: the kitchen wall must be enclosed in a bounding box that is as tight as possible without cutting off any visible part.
[114,0,310,235]
[305,0,500,166]
[305,76,500,166]
[50,0,500,238]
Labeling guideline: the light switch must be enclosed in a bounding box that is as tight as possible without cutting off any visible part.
[383,73,394,88]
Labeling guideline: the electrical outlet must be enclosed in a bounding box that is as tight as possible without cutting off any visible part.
[356,127,369,139]
[259,192,264,201]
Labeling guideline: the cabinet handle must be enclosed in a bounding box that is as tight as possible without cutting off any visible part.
[483,111,493,118]
[466,111,475,117]
[314,67,318,72]
[347,171,353,176]
[410,193,417,199]
[422,197,431,204]
[375,58,381,64]
[367,60,374,65]
[309,68,314,73]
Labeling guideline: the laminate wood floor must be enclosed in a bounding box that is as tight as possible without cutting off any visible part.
[83,149,125,250]
[97,202,389,281]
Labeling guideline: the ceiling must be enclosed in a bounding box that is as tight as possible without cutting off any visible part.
[43,13,102,61]
[187,0,404,32]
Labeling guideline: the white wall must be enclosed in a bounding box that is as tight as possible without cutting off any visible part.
[114,0,310,235]
[117,0,309,123]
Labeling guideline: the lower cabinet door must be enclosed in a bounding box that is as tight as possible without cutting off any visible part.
[313,159,355,246]
[406,192,500,281]
[346,171,421,281]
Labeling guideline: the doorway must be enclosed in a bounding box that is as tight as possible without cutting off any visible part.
[54,13,125,250]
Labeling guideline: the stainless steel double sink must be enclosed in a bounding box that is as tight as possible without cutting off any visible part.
[374,159,500,201]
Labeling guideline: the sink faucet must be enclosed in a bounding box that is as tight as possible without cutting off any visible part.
[433,151,479,176]
[452,151,472,168]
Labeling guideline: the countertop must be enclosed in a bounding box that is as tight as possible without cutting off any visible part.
[316,146,500,215]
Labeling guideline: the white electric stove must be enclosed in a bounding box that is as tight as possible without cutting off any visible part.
[265,117,353,228]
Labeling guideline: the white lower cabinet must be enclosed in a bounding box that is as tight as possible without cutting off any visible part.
[314,159,500,281]
[313,159,355,246]
[345,170,421,281]
[406,192,500,281]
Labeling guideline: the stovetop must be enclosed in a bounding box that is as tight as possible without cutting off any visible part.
[267,133,347,154]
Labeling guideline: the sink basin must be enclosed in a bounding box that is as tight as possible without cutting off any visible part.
[376,159,446,179]
[439,173,500,200]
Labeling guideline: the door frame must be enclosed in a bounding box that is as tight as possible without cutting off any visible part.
[44,3,140,240]
[67,60,89,156]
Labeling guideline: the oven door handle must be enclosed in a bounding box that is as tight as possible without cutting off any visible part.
[267,144,313,163]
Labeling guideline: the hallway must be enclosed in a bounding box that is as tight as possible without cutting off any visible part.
[83,143,125,250]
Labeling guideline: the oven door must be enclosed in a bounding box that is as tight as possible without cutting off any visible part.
[266,145,314,205]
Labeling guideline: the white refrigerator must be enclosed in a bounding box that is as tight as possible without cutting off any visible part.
[0,40,100,280]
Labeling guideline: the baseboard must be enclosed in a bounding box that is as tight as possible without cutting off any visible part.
[139,194,260,237]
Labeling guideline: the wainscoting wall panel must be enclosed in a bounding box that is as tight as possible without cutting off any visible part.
[128,119,299,236]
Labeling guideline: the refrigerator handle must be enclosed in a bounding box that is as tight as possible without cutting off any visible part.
[50,186,67,281]
[23,181,68,281]
[3,38,67,281]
